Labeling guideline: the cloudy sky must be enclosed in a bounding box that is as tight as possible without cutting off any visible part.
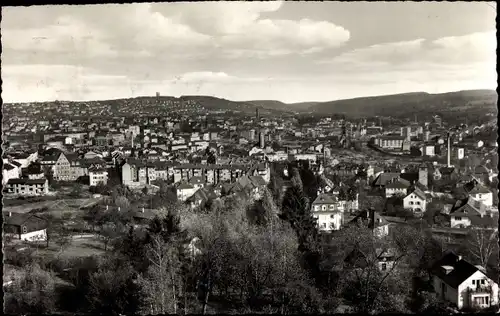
[2,1,497,103]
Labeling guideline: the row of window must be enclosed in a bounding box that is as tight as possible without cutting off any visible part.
[408,201,421,205]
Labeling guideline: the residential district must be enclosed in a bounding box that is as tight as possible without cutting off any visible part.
[2,97,499,314]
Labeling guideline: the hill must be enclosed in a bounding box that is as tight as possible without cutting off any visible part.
[306,90,498,119]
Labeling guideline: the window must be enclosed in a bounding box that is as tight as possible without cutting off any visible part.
[481,280,485,285]
[478,194,482,198]
[416,201,421,205]
[455,217,462,221]
[381,263,387,271]
[330,214,335,219]
[472,280,475,285]
[409,201,414,205]
[22,226,27,234]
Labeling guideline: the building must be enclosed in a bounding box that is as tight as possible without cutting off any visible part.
[176,182,199,202]
[52,153,87,181]
[89,168,109,186]
[4,178,49,196]
[403,188,427,216]
[3,213,48,242]
[468,185,493,208]
[348,209,390,238]
[418,164,429,188]
[2,163,20,185]
[259,132,265,149]
[449,197,497,229]
[431,252,499,310]
[311,193,344,231]
[385,178,411,198]
[373,136,406,150]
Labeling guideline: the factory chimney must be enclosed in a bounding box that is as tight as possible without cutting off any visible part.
[447,132,451,167]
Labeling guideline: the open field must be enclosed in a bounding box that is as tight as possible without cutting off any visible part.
[2,198,102,214]
[28,235,106,260]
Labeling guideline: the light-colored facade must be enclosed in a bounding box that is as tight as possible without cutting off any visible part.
[89,169,109,186]
[4,179,49,196]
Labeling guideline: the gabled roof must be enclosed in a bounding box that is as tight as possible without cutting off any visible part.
[450,197,487,217]
[177,182,195,190]
[373,172,400,187]
[10,161,22,168]
[399,172,419,184]
[312,193,337,205]
[3,213,48,232]
[405,187,426,200]
[431,252,488,289]
[386,178,411,189]
[474,165,489,174]
[189,176,205,185]
[469,185,491,195]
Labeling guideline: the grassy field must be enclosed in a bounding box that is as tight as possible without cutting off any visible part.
[29,235,106,260]
[3,198,102,215]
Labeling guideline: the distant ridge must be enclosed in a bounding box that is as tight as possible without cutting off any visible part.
[246,89,498,117]
[5,89,497,118]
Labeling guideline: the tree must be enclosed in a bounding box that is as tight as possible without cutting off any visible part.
[466,229,498,269]
[86,257,141,314]
[4,263,57,314]
[137,234,181,314]
[332,224,425,313]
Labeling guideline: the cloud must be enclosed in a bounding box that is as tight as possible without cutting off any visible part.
[322,31,496,68]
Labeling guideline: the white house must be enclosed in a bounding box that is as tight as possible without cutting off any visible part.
[311,193,344,231]
[2,163,20,185]
[403,188,427,215]
[176,182,199,202]
[449,197,496,229]
[89,168,109,186]
[3,213,48,242]
[468,185,493,208]
[431,252,499,310]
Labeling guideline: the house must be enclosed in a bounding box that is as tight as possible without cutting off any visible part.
[385,178,411,198]
[348,209,390,238]
[176,182,199,202]
[89,168,109,186]
[131,207,162,226]
[343,248,396,272]
[372,172,401,188]
[468,185,493,208]
[3,212,48,242]
[2,163,20,185]
[4,178,49,196]
[449,197,497,229]
[311,193,344,231]
[186,187,218,209]
[188,176,205,190]
[431,252,499,310]
[403,188,427,215]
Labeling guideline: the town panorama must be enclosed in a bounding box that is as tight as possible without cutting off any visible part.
[2,1,499,314]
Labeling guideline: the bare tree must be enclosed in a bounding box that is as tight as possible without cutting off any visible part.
[138,234,181,314]
[467,229,498,268]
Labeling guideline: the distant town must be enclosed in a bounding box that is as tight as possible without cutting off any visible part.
[3,90,498,314]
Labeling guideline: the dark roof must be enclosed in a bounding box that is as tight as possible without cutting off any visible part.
[469,185,491,195]
[7,178,46,185]
[386,178,411,189]
[439,167,456,175]
[373,173,400,187]
[431,252,484,288]
[3,213,48,232]
[10,161,22,168]
[312,193,337,205]
[399,172,419,184]
[4,163,15,171]
[474,165,489,174]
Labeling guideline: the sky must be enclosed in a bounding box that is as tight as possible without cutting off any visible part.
[2,1,497,103]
